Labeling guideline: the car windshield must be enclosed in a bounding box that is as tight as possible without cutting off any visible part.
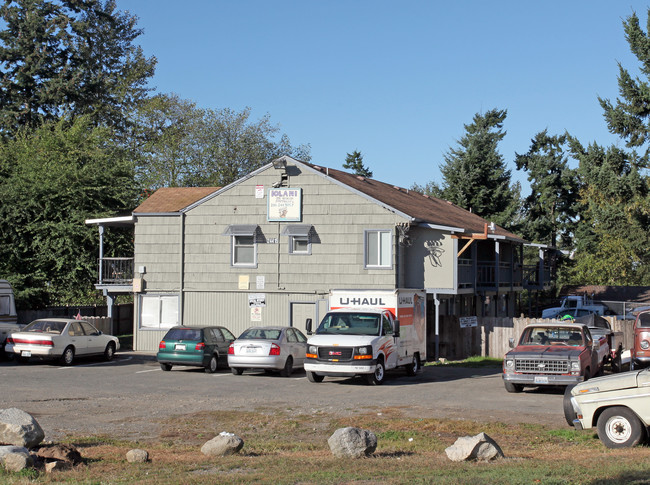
[521,327,583,346]
[239,328,282,340]
[164,328,202,341]
[315,313,380,336]
[23,320,66,334]
[638,313,650,328]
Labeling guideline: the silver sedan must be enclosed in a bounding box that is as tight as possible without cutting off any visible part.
[6,318,120,365]
[228,326,307,377]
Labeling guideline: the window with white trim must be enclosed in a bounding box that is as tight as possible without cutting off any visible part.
[365,229,392,268]
[289,235,311,254]
[140,294,179,330]
[233,235,256,266]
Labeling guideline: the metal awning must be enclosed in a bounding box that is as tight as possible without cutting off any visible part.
[222,224,258,236]
[280,225,312,237]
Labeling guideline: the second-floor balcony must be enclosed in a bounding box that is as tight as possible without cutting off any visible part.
[98,257,134,288]
[458,259,552,291]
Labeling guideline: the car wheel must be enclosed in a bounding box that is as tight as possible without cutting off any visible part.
[597,406,645,448]
[405,354,420,376]
[104,342,116,361]
[231,367,244,375]
[504,381,523,393]
[60,346,75,366]
[160,363,172,371]
[205,355,218,374]
[366,358,385,385]
[280,356,293,377]
[307,371,324,383]
[563,384,577,426]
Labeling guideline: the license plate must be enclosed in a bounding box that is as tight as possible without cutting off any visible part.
[534,376,549,384]
[246,347,258,353]
[21,351,31,357]
[174,344,186,351]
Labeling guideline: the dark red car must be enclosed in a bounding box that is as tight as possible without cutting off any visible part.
[631,311,650,370]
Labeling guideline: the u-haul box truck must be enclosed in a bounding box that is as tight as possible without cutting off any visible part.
[304,289,426,385]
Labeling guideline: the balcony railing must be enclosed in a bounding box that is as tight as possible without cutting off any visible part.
[457,260,530,290]
[100,257,134,284]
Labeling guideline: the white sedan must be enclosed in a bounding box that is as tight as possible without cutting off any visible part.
[6,318,120,365]
[228,326,307,377]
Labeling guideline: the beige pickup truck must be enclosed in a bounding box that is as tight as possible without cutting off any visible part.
[565,369,650,448]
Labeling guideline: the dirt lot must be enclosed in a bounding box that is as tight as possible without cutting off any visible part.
[0,351,568,442]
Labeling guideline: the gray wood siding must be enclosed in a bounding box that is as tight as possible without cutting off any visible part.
[134,216,181,291]
[180,167,406,294]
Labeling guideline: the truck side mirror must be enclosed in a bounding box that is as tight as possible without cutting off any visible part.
[393,319,400,337]
[509,337,515,348]
[305,318,312,335]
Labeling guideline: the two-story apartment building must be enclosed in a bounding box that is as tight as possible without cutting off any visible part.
[87,156,553,356]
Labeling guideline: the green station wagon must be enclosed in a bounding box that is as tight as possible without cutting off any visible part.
[157,326,235,373]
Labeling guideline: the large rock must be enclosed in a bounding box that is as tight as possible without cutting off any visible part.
[328,427,377,458]
[201,432,244,457]
[0,445,29,460]
[445,432,504,462]
[0,408,44,448]
[3,452,33,472]
[126,448,149,463]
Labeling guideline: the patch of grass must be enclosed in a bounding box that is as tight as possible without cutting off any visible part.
[3,408,650,484]
[426,355,503,367]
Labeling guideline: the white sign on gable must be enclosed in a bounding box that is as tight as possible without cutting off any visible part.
[267,188,302,221]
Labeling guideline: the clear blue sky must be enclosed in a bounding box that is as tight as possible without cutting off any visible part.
[117,1,649,193]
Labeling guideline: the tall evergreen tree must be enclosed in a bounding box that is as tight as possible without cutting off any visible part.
[0,0,155,135]
[432,108,520,228]
[599,8,650,163]
[566,137,650,285]
[515,131,578,248]
[343,150,373,178]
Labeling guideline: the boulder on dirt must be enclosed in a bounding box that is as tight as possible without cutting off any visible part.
[126,448,149,463]
[2,451,33,472]
[445,432,504,462]
[0,408,45,448]
[328,427,377,458]
[201,432,244,457]
[35,443,83,465]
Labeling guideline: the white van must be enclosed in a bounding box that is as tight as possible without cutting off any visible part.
[0,280,19,353]
[304,289,426,385]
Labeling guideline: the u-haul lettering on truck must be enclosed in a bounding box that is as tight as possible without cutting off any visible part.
[338,297,386,306]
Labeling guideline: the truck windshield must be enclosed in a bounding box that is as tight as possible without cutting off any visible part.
[521,327,583,346]
[316,313,380,336]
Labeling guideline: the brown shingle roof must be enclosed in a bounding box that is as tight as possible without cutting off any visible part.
[304,163,524,241]
[133,187,220,213]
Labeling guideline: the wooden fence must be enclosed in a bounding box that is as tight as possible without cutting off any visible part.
[431,315,635,361]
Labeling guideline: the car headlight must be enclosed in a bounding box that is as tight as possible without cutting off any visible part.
[504,359,514,369]
[571,361,580,371]
[308,345,318,355]
[641,340,650,350]
[356,346,370,355]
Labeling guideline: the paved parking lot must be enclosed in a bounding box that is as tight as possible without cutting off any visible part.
[0,351,567,441]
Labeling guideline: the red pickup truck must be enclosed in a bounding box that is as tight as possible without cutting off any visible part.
[503,322,607,393]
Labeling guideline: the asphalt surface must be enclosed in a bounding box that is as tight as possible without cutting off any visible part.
[0,351,568,442]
